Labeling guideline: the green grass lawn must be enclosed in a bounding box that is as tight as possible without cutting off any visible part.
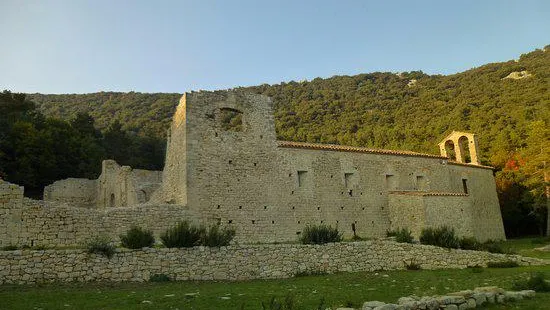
[1,266,550,310]
[1,237,550,310]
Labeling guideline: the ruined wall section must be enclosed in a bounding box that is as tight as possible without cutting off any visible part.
[43,178,97,208]
[181,91,286,237]
[1,199,197,247]
[159,95,188,204]
[0,180,24,247]
[97,160,161,208]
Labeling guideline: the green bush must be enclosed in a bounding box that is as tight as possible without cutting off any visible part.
[459,237,482,250]
[300,225,342,244]
[86,236,115,258]
[1,245,18,251]
[392,228,413,243]
[513,273,550,292]
[120,226,155,249]
[487,261,520,268]
[419,226,459,249]
[468,265,484,273]
[161,221,205,248]
[161,221,236,248]
[405,261,421,270]
[482,240,515,254]
[201,225,236,247]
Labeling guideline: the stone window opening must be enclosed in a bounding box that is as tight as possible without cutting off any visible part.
[219,107,243,132]
[217,205,221,209]
[109,193,115,208]
[228,220,233,224]
[297,170,307,187]
[252,220,255,224]
[348,189,353,196]
[444,140,457,161]
[253,162,257,167]
[264,206,267,210]
[462,178,469,194]
[271,220,275,224]
[458,136,472,163]
[239,206,242,209]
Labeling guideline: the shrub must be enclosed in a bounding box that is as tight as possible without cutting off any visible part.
[149,273,171,282]
[419,226,459,249]
[86,236,115,258]
[487,261,520,268]
[201,225,235,247]
[459,237,482,250]
[482,240,515,254]
[1,245,18,251]
[405,261,421,270]
[513,273,550,292]
[120,226,155,249]
[161,221,205,248]
[392,228,413,243]
[300,225,342,244]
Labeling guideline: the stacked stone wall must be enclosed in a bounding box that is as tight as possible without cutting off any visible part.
[0,200,197,247]
[43,178,97,208]
[0,240,546,284]
[161,90,506,244]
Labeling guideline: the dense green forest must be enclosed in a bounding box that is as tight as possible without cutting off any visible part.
[2,45,549,237]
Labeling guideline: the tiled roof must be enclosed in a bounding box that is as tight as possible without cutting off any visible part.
[277,141,446,159]
[447,161,494,170]
[389,191,469,197]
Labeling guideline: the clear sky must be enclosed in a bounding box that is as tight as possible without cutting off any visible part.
[1,0,548,94]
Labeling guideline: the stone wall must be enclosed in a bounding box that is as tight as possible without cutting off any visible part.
[43,178,97,208]
[0,180,24,246]
[156,90,505,243]
[0,199,197,247]
[388,192,474,239]
[0,240,546,285]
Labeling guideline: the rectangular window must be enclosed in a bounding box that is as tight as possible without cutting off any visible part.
[344,173,354,188]
[462,178,468,194]
[297,170,307,187]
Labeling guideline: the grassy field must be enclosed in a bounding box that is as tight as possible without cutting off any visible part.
[1,238,550,310]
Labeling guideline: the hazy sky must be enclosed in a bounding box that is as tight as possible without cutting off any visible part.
[1,0,548,94]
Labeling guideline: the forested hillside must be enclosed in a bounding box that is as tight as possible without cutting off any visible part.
[6,45,549,237]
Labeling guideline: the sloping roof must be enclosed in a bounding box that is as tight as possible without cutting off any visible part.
[389,191,469,197]
[277,141,446,159]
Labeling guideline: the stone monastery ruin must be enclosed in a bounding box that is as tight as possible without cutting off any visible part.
[0,90,506,247]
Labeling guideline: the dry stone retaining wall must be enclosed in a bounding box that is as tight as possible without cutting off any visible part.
[0,240,546,285]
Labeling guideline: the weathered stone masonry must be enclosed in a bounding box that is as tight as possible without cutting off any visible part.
[0,240,546,285]
[1,89,506,246]
[154,90,505,242]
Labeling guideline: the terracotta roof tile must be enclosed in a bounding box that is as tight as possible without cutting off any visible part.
[389,191,469,197]
[277,141,445,159]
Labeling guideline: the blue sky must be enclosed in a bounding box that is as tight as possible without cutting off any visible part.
[1,0,548,94]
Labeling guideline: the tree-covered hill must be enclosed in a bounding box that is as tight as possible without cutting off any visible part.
[28,46,549,169]
[22,45,548,237]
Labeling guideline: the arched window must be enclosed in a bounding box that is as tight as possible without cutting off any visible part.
[458,136,471,163]
[110,193,115,208]
[444,140,456,161]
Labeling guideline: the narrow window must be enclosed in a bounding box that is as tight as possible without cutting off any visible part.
[344,173,354,188]
[462,178,468,194]
[385,174,397,190]
[109,193,115,208]
[297,170,307,187]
